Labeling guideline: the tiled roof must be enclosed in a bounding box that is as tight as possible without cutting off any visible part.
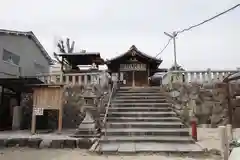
[106,45,162,63]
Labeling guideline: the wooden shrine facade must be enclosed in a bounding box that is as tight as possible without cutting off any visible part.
[105,45,162,87]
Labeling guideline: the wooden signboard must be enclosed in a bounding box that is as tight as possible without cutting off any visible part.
[120,63,146,71]
[31,84,64,134]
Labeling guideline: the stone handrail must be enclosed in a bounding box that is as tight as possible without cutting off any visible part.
[36,72,102,85]
[102,81,117,136]
[165,69,238,84]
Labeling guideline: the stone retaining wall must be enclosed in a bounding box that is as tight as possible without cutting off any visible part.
[164,82,229,127]
[20,84,109,130]
[0,137,95,149]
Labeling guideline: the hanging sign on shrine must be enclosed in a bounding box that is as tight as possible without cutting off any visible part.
[120,63,146,71]
[33,108,44,116]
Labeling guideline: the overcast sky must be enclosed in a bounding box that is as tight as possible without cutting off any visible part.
[0,0,239,70]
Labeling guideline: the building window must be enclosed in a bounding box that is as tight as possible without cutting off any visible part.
[34,62,45,73]
[2,49,20,65]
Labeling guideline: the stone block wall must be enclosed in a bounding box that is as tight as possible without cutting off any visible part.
[20,84,109,130]
[62,85,85,129]
[165,82,229,127]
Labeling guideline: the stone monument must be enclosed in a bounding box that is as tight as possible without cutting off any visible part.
[73,86,101,138]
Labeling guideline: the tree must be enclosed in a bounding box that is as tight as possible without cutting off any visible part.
[57,38,75,53]
[53,38,75,64]
[169,64,185,71]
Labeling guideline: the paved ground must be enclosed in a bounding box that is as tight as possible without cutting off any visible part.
[0,128,239,159]
[0,148,220,160]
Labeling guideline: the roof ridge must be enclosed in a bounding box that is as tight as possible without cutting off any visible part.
[106,45,162,63]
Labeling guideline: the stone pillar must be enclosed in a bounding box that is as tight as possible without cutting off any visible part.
[0,86,4,106]
[12,106,22,130]
[219,126,229,160]
[226,124,233,141]
[84,75,88,85]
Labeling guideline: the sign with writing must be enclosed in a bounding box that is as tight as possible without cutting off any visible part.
[120,64,146,71]
[33,108,44,116]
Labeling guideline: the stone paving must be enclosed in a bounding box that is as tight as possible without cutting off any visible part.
[0,128,240,159]
[1,128,240,159]
[0,149,220,160]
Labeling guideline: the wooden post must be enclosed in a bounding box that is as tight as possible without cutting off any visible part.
[58,108,63,133]
[132,71,135,87]
[219,126,229,160]
[61,56,64,72]
[31,109,36,134]
[147,65,150,85]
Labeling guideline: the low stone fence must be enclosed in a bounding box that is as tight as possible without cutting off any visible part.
[164,82,229,127]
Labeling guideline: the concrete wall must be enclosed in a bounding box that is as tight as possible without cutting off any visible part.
[0,35,50,77]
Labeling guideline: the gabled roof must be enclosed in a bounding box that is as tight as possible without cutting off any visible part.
[57,52,100,56]
[223,72,240,82]
[0,29,53,65]
[105,45,162,64]
[57,51,104,65]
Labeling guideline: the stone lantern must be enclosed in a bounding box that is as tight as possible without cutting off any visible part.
[75,86,101,137]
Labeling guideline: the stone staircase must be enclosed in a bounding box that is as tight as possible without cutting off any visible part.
[97,87,203,153]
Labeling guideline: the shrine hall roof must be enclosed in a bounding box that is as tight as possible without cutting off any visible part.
[57,52,104,65]
[105,45,162,64]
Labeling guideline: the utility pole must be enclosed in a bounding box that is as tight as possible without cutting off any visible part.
[164,32,177,70]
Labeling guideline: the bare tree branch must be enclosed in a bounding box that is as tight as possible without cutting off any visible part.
[66,38,70,53]
[69,41,75,53]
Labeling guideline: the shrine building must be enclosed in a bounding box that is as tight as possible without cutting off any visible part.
[105,45,164,87]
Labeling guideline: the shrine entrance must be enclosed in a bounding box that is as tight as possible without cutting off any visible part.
[106,45,163,87]
[122,72,133,86]
[120,64,148,87]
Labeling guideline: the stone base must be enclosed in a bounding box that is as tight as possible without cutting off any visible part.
[73,128,100,138]
[75,108,100,138]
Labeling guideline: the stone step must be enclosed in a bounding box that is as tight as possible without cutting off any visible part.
[103,117,181,122]
[71,134,100,138]
[119,86,161,90]
[108,107,172,112]
[107,111,176,117]
[116,92,166,96]
[100,135,194,143]
[111,102,171,107]
[117,90,161,93]
[103,128,190,136]
[115,95,167,99]
[112,99,167,103]
[98,142,203,153]
[106,121,184,128]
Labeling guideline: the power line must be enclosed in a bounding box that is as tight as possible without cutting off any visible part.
[176,4,240,35]
[155,38,172,58]
[155,4,239,58]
